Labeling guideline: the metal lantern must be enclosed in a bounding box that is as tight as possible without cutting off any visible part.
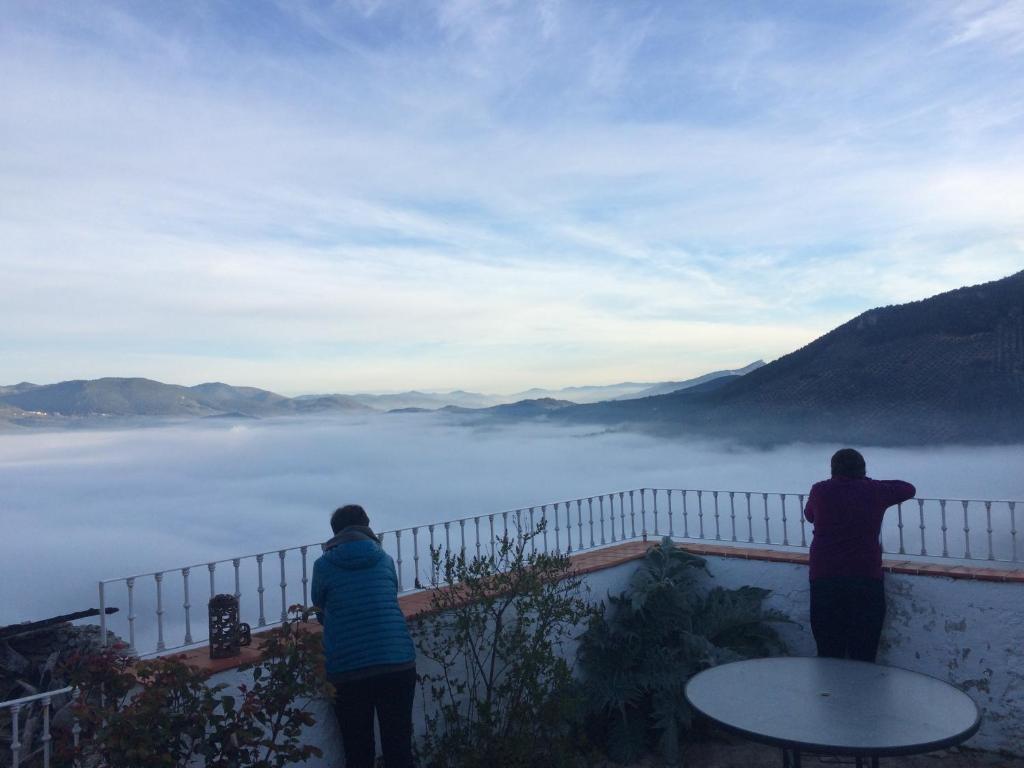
[208,594,251,659]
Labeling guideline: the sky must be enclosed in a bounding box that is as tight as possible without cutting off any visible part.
[2,0,1023,394]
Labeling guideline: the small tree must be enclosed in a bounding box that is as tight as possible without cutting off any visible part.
[61,607,330,767]
[578,538,792,765]
[413,520,594,768]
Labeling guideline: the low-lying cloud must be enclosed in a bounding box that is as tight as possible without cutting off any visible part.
[2,416,1022,649]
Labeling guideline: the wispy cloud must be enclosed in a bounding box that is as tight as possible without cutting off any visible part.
[1,0,1021,392]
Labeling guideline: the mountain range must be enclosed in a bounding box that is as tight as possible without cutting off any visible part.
[558,270,1024,444]
[3,270,1022,444]
[0,363,759,425]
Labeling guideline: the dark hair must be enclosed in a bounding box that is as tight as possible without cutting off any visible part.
[331,504,369,534]
[831,448,866,479]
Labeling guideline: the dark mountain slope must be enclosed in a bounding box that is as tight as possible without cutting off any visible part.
[0,383,39,397]
[0,378,216,416]
[0,378,371,418]
[563,271,1024,444]
[188,382,290,414]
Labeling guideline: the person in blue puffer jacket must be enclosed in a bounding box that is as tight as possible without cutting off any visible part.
[311,504,416,768]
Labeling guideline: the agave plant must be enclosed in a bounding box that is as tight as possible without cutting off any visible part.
[577,538,793,766]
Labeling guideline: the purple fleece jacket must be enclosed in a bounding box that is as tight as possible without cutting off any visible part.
[804,477,916,581]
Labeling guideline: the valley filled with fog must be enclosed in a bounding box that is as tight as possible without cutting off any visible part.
[2,414,1023,635]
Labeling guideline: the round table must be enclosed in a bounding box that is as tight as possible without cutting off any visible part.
[684,657,981,767]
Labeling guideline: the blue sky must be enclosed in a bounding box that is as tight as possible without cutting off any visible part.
[1,0,1022,394]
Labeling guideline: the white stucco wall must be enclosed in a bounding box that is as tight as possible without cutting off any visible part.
[206,552,1023,762]
[684,554,1024,756]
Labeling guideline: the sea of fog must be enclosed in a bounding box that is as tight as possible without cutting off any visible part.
[2,413,1023,639]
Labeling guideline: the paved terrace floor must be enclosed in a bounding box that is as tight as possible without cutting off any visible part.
[612,740,1024,767]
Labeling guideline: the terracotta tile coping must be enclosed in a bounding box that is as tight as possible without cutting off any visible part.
[175,541,1022,675]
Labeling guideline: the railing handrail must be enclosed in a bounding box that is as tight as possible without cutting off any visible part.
[98,488,1023,584]
[0,686,75,710]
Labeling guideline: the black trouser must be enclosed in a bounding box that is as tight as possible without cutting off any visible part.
[810,577,885,662]
[333,667,417,768]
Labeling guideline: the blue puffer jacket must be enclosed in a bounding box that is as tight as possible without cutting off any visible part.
[310,527,416,681]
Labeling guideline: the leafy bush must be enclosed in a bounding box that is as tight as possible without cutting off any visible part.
[412,520,594,768]
[61,607,330,768]
[578,538,792,765]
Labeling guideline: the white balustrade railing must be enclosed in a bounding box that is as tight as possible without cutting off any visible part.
[1,687,79,768]
[88,489,1021,658]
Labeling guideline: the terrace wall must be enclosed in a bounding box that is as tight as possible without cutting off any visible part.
[188,542,1023,763]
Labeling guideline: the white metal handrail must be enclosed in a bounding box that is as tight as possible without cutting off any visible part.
[91,488,1021,657]
[0,687,79,768]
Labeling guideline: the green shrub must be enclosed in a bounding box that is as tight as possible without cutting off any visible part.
[578,538,792,765]
[61,607,330,767]
[412,520,594,768]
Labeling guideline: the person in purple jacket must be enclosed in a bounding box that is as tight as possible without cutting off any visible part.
[803,448,916,662]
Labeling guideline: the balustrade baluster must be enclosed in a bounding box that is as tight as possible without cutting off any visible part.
[301,546,309,607]
[729,492,737,542]
[629,490,637,539]
[155,571,166,651]
[917,500,927,556]
[232,558,241,600]
[395,532,404,592]
[10,703,20,768]
[895,503,905,554]
[474,517,481,558]
[780,494,789,546]
[712,490,721,540]
[72,691,82,749]
[682,491,690,537]
[529,508,537,553]
[1010,502,1019,562]
[940,500,949,557]
[641,489,649,541]
[578,500,585,550]
[667,490,675,537]
[99,581,107,647]
[488,515,495,558]
[961,501,972,559]
[278,551,288,623]
[459,519,466,557]
[42,694,52,767]
[619,492,627,539]
[799,494,808,547]
[599,496,607,543]
[182,567,193,644]
[444,522,451,562]
[746,492,754,543]
[550,503,558,552]
[697,490,705,539]
[762,493,771,545]
[564,502,572,553]
[126,578,136,653]
[256,554,267,627]
[208,563,216,598]
[412,528,421,588]
[588,498,595,547]
[428,525,437,586]
[985,502,994,561]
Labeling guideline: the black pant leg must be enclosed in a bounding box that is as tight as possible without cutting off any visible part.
[810,578,849,658]
[334,677,377,768]
[371,668,417,768]
[847,578,885,662]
